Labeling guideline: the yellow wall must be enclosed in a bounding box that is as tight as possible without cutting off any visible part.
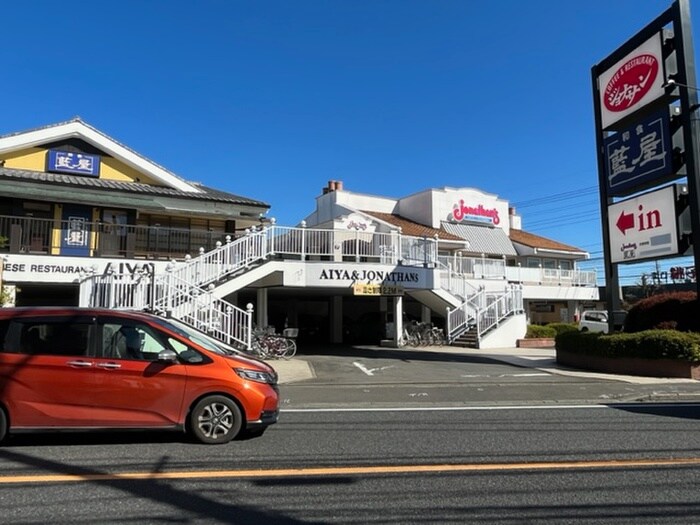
[3,147,161,186]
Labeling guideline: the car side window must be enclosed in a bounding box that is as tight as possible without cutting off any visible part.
[101,322,167,361]
[0,319,93,356]
[166,337,205,364]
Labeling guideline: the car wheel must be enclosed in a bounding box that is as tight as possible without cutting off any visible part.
[189,396,242,444]
[0,407,7,444]
[580,327,588,332]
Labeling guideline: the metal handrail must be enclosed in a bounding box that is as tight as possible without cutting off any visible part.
[0,213,231,260]
[445,285,523,344]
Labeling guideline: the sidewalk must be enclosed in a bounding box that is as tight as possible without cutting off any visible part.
[269,345,700,385]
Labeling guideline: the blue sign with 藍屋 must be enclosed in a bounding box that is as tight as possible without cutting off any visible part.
[604,108,673,197]
[47,150,100,177]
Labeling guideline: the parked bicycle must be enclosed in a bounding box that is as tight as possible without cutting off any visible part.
[400,321,445,347]
[249,326,297,360]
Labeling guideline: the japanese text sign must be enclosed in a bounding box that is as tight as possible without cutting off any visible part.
[604,108,672,196]
[47,150,100,177]
[597,33,666,130]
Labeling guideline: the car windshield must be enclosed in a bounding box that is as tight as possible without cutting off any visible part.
[150,317,239,356]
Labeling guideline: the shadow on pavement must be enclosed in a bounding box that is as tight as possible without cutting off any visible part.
[294,343,522,367]
[610,402,700,421]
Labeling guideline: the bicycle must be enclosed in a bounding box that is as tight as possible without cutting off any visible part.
[249,326,297,360]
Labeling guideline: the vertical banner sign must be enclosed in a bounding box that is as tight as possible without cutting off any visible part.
[604,108,673,196]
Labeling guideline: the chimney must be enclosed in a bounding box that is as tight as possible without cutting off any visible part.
[335,180,343,191]
[509,206,522,230]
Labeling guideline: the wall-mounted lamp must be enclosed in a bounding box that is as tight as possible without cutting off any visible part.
[663,78,700,91]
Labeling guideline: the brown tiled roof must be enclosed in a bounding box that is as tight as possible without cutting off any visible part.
[0,166,269,208]
[361,211,464,241]
[509,229,585,253]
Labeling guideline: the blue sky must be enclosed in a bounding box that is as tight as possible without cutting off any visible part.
[2,0,696,285]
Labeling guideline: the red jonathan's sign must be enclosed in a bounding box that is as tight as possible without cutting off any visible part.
[597,33,665,129]
[604,54,659,113]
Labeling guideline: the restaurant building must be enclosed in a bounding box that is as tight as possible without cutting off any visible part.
[0,120,598,348]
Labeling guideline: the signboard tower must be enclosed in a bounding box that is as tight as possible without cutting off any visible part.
[592,0,700,330]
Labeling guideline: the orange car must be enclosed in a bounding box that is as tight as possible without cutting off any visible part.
[0,307,279,444]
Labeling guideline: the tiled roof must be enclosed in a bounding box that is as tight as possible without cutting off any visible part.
[0,167,269,208]
[0,117,188,181]
[509,228,585,254]
[361,211,464,241]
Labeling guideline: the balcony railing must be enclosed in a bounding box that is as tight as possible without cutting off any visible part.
[0,214,230,260]
[437,254,597,287]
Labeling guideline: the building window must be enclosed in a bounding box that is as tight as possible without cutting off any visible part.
[526,257,541,268]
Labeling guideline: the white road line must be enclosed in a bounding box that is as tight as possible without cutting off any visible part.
[281,402,700,413]
[461,373,550,378]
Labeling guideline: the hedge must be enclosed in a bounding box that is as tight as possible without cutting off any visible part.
[555,329,700,362]
[525,324,556,338]
[624,292,700,332]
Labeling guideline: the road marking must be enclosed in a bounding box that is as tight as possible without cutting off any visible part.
[460,373,550,378]
[1,457,699,485]
[353,362,375,375]
[281,402,700,413]
[353,362,394,376]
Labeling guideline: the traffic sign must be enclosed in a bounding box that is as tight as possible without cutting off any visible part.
[607,185,680,263]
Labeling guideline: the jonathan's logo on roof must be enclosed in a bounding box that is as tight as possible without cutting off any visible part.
[604,54,659,113]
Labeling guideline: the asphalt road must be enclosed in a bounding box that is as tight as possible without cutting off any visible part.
[1,349,699,524]
[278,345,700,408]
[1,405,700,524]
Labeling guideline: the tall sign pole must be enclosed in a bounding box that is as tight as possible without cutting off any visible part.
[592,0,700,332]
[673,0,700,292]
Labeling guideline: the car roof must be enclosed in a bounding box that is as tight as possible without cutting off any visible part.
[0,307,160,321]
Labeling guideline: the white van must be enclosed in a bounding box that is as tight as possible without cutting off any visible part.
[578,310,609,333]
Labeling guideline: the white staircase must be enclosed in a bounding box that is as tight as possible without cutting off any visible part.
[79,224,524,350]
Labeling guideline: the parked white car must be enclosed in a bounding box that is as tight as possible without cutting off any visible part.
[578,310,610,333]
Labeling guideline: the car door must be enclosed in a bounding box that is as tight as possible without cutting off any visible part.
[0,315,98,428]
[88,318,189,428]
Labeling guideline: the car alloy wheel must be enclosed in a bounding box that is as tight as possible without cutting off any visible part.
[190,395,242,444]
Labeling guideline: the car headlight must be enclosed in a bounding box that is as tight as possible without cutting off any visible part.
[235,368,277,384]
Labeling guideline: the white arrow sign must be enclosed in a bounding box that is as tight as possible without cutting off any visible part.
[607,185,679,264]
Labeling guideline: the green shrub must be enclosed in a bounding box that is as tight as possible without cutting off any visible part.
[526,324,556,338]
[555,329,700,362]
[546,322,578,336]
[624,291,700,332]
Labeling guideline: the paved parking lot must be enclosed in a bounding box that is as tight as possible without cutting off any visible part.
[271,344,699,385]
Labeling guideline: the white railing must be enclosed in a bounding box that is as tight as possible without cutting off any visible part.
[437,255,597,286]
[168,229,269,289]
[437,255,507,280]
[504,265,597,286]
[79,268,152,310]
[445,285,523,344]
[79,270,254,349]
[152,273,252,348]
[165,225,437,293]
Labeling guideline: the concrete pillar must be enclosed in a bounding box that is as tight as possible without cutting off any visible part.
[421,304,431,324]
[256,288,268,329]
[393,295,404,346]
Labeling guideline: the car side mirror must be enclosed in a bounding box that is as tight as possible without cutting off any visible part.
[157,349,179,363]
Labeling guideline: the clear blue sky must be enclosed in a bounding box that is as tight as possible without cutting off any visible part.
[2,0,696,285]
